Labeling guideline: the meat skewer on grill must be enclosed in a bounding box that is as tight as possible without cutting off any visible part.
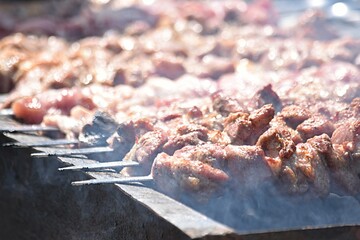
[69,98,360,201]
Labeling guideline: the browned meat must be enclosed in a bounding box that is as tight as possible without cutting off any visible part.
[153,53,186,80]
[151,143,272,200]
[283,139,330,196]
[280,105,311,129]
[223,112,252,145]
[162,124,209,154]
[253,85,282,112]
[224,145,272,191]
[152,152,229,201]
[123,130,167,176]
[256,125,301,175]
[296,116,335,141]
[331,119,360,184]
[11,88,96,124]
[107,119,154,161]
[224,104,274,145]
[307,134,360,195]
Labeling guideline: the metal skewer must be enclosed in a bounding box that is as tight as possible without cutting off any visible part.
[0,125,59,133]
[72,175,153,186]
[2,139,79,147]
[31,146,113,157]
[0,109,14,117]
[59,161,139,171]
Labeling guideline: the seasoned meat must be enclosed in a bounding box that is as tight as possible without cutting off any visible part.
[280,105,311,129]
[11,88,96,124]
[152,152,229,201]
[296,116,335,141]
[224,104,274,145]
[283,139,330,196]
[224,145,271,191]
[256,125,299,174]
[162,124,209,154]
[123,130,167,176]
[254,85,282,112]
[308,134,360,194]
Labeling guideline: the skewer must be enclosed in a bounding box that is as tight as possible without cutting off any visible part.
[31,146,113,157]
[72,175,153,186]
[2,139,79,147]
[0,109,14,117]
[0,125,59,133]
[59,161,139,171]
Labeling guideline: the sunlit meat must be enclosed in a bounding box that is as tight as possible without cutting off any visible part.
[152,151,229,201]
[151,143,271,201]
[223,104,274,145]
[11,88,95,124]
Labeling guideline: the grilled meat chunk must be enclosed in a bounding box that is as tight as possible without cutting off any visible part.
[152,152,229,201]
[223,104,274,145]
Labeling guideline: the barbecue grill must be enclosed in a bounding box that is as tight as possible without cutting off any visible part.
[1,0,360,239]
[1,116,359,240]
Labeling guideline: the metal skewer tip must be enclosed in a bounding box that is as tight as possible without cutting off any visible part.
[59,161,139,171]
[0,109,14,116]
[2,139,79,148]
[0,125,59,133]
[71,175,153,186]
[31,146,113,157]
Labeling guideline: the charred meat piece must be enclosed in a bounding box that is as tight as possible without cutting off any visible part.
[79,111,118,146]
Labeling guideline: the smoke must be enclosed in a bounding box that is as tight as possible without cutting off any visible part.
[180,181,360,233]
